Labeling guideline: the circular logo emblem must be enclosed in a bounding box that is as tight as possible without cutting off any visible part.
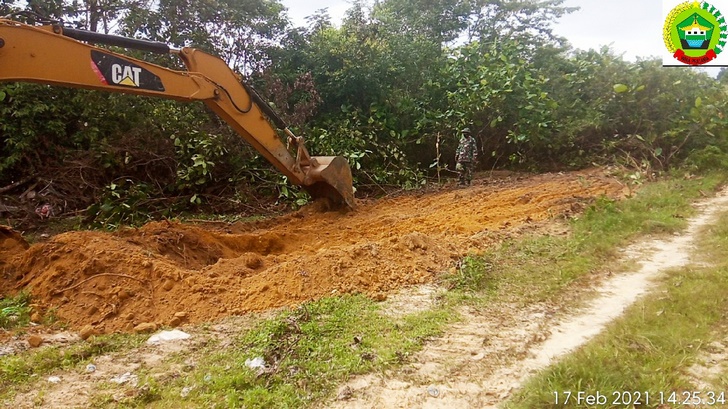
[664,1,727,65]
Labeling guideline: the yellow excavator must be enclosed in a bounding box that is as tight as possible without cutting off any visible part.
[0,15,355,209]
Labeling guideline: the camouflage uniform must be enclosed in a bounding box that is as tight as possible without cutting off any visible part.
[455,129,477,186]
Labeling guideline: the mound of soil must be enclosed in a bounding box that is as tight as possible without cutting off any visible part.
[0,170,624,333]
[0,225,29,273]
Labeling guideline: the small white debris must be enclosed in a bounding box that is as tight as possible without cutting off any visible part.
[146,329,191,345]
[47,376,61,384]
[85,364,96,373]
[180,386,194,398]
[244,356,266,369]
[110,372,138,386]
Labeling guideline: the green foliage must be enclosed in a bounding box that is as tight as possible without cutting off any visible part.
[277,176,310,207]
[4,0,728,227]
[0,83,70,177]
[123,0,288,73]
[307,105,427,187]
[446,255,497,292]
[0,291,32,329]
[442,38,558,165]
[685,145,728,172]
[613,83,629,93]
[86,180,155,229]
[172,130,228,193]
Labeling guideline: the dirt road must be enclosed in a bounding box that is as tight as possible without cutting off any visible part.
[322,186,728,409]
[0,170,623,334]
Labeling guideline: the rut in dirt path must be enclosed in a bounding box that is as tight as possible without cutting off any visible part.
[327,189,728,409]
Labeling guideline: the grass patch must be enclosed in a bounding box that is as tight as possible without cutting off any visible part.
[177,213,268,225]
[506,264,728,408]
[503,182,728,408]
[573,174,722,251]
[0,291,32,329]
[446,255,498,292]
[0,333,146,400]
[448,173,726,306]
[141,295,454,408]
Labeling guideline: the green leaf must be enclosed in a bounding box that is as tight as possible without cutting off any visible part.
[613,84,629,93]
[654,147,663,156]
[695,97,703,108]
[635,85,646,92]
[0,91,5,102]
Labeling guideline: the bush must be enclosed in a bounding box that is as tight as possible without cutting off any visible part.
[685,145,728,172]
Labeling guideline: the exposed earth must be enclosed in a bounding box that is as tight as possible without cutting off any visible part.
[0,169,624,334]
[4,169,728,408]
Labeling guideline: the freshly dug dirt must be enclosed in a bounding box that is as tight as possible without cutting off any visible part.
[0,225,29,268]
[0,170,624,334]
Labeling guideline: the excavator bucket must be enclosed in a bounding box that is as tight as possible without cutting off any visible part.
[303,156,356,210]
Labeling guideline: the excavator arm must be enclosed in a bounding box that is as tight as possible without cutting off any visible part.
[0,18,355,208]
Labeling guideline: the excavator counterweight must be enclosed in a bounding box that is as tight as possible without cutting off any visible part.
[0,18,355,209]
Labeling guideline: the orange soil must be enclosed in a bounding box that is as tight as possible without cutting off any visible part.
[0,170,624,334]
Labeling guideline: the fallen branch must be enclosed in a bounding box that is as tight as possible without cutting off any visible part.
[52,273,147,295]
[0,174,36,195]
[0,203,21,213]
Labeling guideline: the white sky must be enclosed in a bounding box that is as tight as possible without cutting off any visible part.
[280,0,663,60]
[282,0,352,27]
[556,0,663,61]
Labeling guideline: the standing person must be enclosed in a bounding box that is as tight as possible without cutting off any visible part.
[455,127,477,186]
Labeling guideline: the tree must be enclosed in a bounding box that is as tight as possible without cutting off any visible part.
[469,0,575,48]
[122,0,288,73]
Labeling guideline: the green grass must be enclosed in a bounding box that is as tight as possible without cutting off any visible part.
[573,175,717,249]
[506,265,728,408]
[176,213,268,225]
[0,291,32,329]
[0,333,146,400]
[504,182,728,408]
[137,295,454,408]
[448,173,727,307]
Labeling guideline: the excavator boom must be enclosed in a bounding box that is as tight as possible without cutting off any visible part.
[0,18,355,209]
